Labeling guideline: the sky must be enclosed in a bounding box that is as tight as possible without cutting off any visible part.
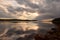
[0,0,60,40]
[0,0,60,20]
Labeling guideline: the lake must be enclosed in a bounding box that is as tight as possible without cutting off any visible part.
[0,21,55,40]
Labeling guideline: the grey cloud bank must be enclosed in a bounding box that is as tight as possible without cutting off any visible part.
[0,0,60,20]
[0,0,60,40]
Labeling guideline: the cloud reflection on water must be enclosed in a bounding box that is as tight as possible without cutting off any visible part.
[0,21,54,36]
[0,0,60,40]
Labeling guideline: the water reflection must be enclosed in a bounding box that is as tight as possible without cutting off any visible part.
[0,21,55,40]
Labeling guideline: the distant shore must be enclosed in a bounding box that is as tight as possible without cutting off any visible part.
[0,19,37,21]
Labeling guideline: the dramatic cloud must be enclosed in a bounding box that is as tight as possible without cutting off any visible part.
[1,0,60,40]
[0,0,60,20]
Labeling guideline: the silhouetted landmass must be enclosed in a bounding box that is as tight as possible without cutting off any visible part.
[52,18,60,25]
[0,19,37,21]
[0,19,37,23]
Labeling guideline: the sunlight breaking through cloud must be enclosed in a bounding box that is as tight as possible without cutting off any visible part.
[0,0,39,20]
[0,0,60,20]
[18,11,39,20]
[0,0,60,40]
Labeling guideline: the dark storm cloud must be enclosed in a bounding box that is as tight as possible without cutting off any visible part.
[9,6,36,13]
[35,0,60,20]
[0,0,60,40]
[16,0,39,9]
[16,0,60,19]
[0,0,60,19]
[0,8,14,18]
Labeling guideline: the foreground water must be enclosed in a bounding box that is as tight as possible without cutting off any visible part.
[0,21,55,40]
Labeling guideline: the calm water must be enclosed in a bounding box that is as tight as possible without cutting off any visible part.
[0,21,55,40]
[0,21,54,33]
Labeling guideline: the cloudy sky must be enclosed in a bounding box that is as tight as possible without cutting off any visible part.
[0,0,60,39]
[0,0,60,20]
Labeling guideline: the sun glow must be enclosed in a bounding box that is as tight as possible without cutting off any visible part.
[18,11,39,20]
[0,0,39,20]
